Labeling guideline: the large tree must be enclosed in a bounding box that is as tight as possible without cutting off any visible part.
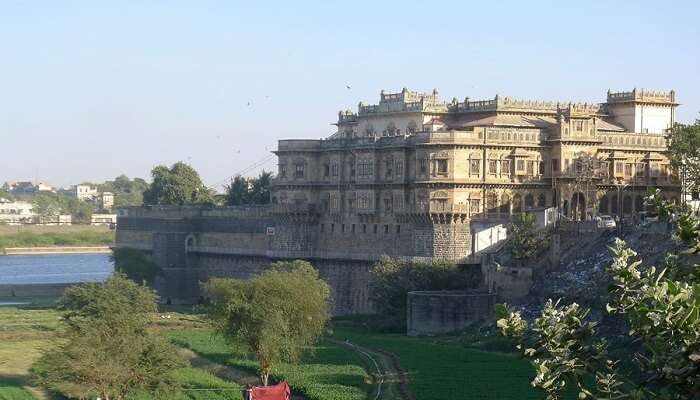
[34,273,184,400]
[224,171,272,206]
[497,192,700,399]
[668,120,700,198]
[142,162,214,206]
[99,174,149,208]
[204,260,330,385]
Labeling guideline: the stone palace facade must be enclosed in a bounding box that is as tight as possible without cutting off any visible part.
[272,88,681,253]
[115,87,682,314]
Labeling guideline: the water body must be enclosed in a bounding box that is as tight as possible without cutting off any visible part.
[0,253,114,285]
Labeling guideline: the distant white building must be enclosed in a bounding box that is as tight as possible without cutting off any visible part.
[0,199,37,224]
[71,184,99,201]
[2,181,55,195]
[91,213,117,226]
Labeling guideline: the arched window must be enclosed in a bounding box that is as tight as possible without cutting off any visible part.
[487,192,498,213]
[513,193,522,213]
[525,194,534,209]
[599,195,609,214]
[623,195,633,215]
[537,193,546,207]
[634,195,644,213]
[500,194,511,214]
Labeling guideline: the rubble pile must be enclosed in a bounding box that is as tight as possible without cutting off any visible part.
[516,224,677,321]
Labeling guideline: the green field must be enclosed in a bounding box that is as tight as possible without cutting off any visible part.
[0,306,247,400]
[0,230,114,250]
[168,329,370,400]
[332,327,542,400]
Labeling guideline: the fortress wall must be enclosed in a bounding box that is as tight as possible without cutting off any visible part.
[115,208,474,315]
[189,253,373,315]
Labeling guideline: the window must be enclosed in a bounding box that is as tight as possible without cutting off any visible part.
[625,163,632,177]
[385,159,393,179]
[331,223,335,233]
[575,121,584,131]
[470,159,480,175]
[352,224,356,233]
[539,161,545,175]
[395,160,403,177]
[651,162,660,177]
[384,224,389,234]
[516,160,525,172]
[489,160,497,174]
[564,159,570,172]
[419,159,427,175]
[384,198,392,213]
[331,163,339,177]
[437,159,448,175]
[396,225,401,234]
[294,164,305,179]
[615,162,623,174]
[373,224,378,234]
[469,199,480,215]
[526,161,534,176]
[502,160,511,176]
[362,224,367,233]
[551,159,559,173]
[279,165,287,178]
[323,164,330,177]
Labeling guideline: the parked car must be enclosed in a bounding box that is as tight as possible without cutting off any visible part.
[597,215,616,229]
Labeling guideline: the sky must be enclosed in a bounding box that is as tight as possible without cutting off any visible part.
[1,1,698,189]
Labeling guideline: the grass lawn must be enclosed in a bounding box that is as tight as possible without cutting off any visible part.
[0,230,114,250]
[0,305,252,400]
[168,329,370,400]
[331,326,544,400]
[0,306,60,400]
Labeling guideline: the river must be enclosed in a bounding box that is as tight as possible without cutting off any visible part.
[0,253,114,285]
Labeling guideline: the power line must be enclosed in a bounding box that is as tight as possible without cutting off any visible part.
[210,154,276,190]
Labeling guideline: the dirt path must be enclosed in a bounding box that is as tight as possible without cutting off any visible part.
[177,347,306,400]
[325,338,413,400]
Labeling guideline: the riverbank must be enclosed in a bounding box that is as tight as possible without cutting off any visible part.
[2,246,112,255]
[0,228,114,253]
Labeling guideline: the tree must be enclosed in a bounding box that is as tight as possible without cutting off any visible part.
[369,257,474,330]
[224,171,273,206]
[32,192,63,218]
[204,260,330,385]
[506,212,545,261]
[225,175,250,206]
[111,248,160,286]
[668,120,700,198]
[99,175,149,208]
[142,162,214,206]
[34,273,184,400]
[497,192,700,399]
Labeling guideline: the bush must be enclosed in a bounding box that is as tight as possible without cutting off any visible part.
[369,257,476,331]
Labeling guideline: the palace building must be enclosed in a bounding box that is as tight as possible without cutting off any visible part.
[115,87,682,314]
[272,88,681,260]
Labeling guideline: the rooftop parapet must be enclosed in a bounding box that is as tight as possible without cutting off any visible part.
[452,95,603,115]
[607,88,677,104]
[357,88,448,115]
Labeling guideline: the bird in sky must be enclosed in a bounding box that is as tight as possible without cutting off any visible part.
[346,85,351,89]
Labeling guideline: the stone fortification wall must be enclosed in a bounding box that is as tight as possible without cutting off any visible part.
[406,290,496,336]
[116,206,478,315]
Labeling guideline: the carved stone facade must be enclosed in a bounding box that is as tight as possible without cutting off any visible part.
[273,88,681,262]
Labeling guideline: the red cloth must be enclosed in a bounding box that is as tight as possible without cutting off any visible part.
[251,381,290,400]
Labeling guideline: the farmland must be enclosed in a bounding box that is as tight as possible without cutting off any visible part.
[331,327,542,400]
[168,329,371,400]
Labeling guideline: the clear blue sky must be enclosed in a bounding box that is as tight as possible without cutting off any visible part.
[1,1,698,189]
